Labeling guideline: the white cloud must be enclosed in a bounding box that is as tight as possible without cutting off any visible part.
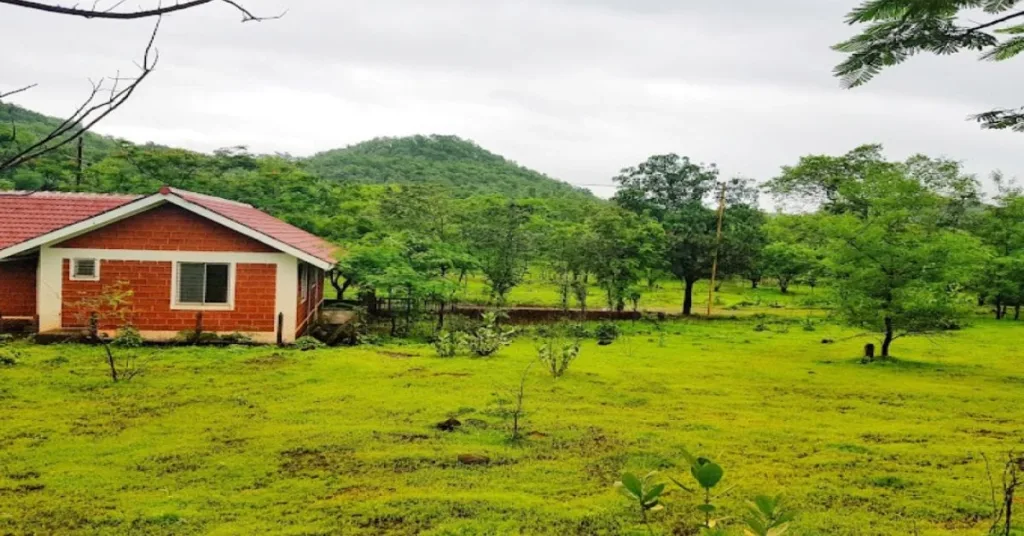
[2,0,1021,198]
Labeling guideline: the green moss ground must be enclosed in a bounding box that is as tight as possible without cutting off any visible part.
[1,317,1022,535]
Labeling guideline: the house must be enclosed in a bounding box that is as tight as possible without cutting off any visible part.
[0,187,337,343]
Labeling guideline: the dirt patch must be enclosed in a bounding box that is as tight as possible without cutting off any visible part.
[378,351,417,359]
[135,453,203,475]
[279,445,358,476]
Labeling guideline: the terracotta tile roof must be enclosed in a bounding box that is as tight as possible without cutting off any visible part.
[0,191,141,251]
[165,188,338,266]
[0,189,338,266]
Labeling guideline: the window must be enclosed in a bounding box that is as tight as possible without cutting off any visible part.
[71,258,99,281]
[175,262,231,307]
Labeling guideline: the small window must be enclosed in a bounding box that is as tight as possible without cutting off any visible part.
[71,259,99,281]
[176,263,231,306]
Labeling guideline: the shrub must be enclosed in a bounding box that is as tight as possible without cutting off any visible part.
[537,338,581,378]
[294,336,326,351]
[467,312,514,357]
[567,323,591,339]
[434,330,468,357]
[0,350,19,367]
[112,325,144,348]
[596,322,619,346]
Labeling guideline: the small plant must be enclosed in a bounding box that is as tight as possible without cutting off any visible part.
[112,325,144,348]
[0,348,20,367]
[567,323,591,339]
[294,336,326,351]
[617,471,665,535]
[536,337,581,378]
[491,362,534,441]
[467,312,514,357]
[743,495,794,536]
[800,317,816,332]
[671,449,727,530]
[596,322,619,346]
[433,330,468,357]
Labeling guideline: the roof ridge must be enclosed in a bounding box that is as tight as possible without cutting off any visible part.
[0,191,141,199]
[167,187,253,208]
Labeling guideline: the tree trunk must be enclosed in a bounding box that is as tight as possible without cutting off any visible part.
[881,316,894,358]
[779,278,789,294]
[682,278,695,316]
[437,301,446,330]
[1015,305,1021,321]
[750,278,759,289]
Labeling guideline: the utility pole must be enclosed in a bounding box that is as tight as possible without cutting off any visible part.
[707,182,727,317]
[75,136,84,186]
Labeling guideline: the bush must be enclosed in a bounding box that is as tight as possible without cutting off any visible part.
[294,336,326,351]
[0,350,19,367]
[112,325,144,348]
[434,330,468,357]
[596,322,619,346]
[537,338,581,378]
[467,312,514,357]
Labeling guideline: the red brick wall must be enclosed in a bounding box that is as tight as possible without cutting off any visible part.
[0,257,37,317]
[61,260,277,332]
[296,265,324,337]
[56,204,276,252]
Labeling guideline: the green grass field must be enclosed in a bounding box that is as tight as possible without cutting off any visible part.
[2,315,1022,535]
[330,273,827,318]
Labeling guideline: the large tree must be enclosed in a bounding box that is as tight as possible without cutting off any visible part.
[822,167,985,358]
[835,0,1024,131]
[613,154,720,315]
[461,199,535,306]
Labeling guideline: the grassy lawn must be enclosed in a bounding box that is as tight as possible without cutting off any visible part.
[2,317,1022,535]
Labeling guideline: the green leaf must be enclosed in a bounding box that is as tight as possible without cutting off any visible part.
[695,462,724,489]
[697,504,718,513]
[642,483,666,504]
[619,472,643,497]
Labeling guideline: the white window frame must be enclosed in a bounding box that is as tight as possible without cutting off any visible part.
[170,261,236,311]
[70,258,100,281]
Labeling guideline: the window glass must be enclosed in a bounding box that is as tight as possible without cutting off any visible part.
[204,264,230,304]
[178,263,206,303]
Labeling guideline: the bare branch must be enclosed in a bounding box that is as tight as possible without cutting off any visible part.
[0,84,38,100]
[0,0,283,21]
[0,17,161,173]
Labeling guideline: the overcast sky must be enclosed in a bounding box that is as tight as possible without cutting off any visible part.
[2,0,1021,197]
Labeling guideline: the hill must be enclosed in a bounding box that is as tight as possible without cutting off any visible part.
[305,135,593,200]
[0,103,122,190]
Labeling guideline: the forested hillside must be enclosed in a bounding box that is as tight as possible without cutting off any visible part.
[0,103,602,245]
[305,135,592,199]
[0,103,121,190]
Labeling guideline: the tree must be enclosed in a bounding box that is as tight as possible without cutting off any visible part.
[329,239,404,301]
[764,144,891,214]
[821,167,985,358]
[834,0,1024,131]
[588,206,664,312]
[761,242,816,294]
[461,199,535,306]
[716,179,768,288]
[613,154,720,315]
[0,0,277,173]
